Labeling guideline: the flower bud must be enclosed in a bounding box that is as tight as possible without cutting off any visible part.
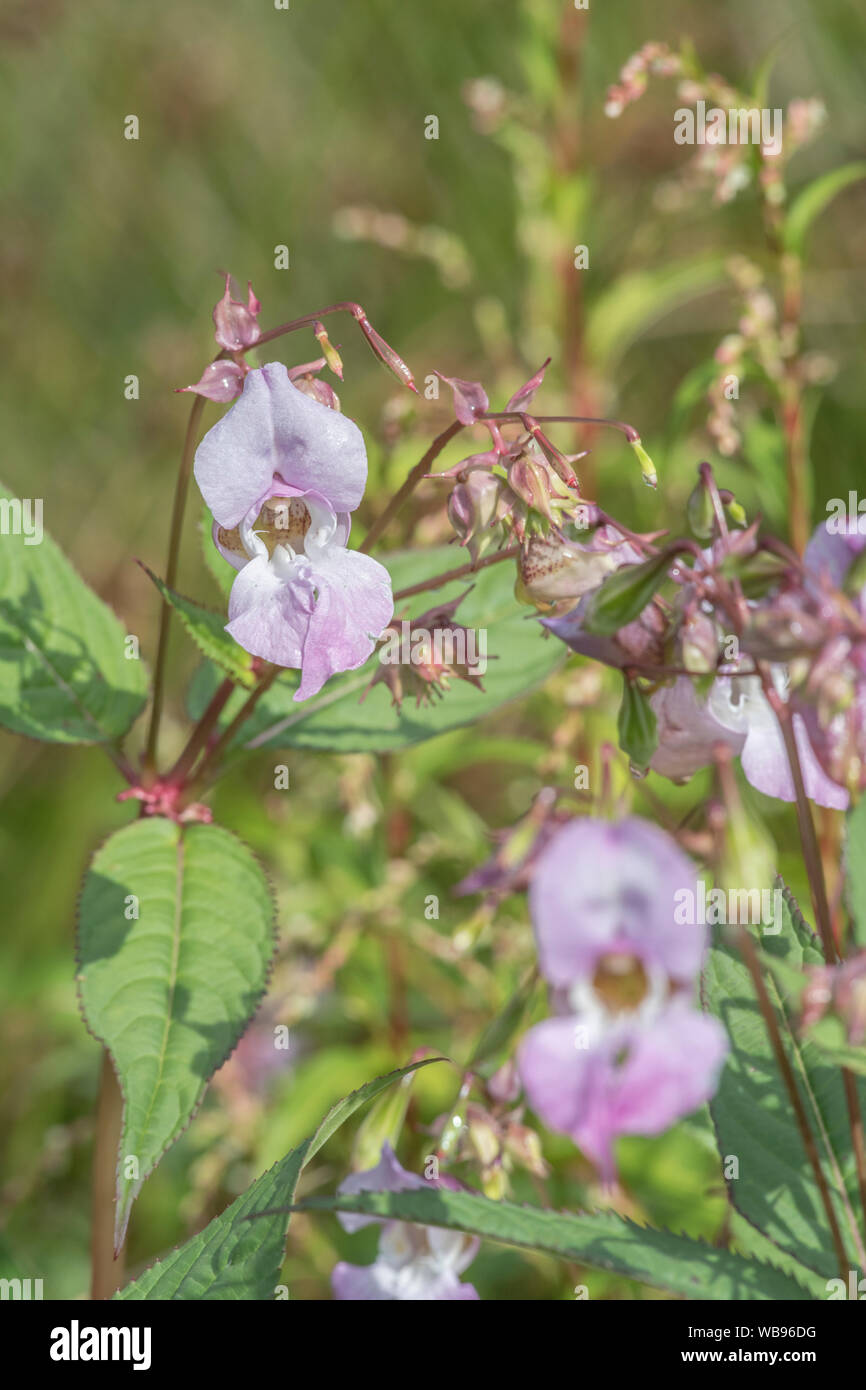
[314,321,344,379]
[177,359,245,403]
[213,274,261,352]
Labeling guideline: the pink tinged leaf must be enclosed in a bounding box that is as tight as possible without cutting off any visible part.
[434,372,490,426]
[505,357,551,413]
[213,273,262,352]
[177,359,245,404]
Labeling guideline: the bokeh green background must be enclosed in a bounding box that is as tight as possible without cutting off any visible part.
[1,0,864,1298]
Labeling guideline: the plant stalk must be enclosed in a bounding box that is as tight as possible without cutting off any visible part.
[90,1050,125,1299]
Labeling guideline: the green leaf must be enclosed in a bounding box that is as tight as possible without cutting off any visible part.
[617,675,658,771]
[728,1209,821,1292]
[581,551,671,637]
[116,1142,309,1301]
[467,969,538,1075]
[783,163,866,258]
[702,891,866,1279]
[114,1060,444,1300]
[295,1188,814,1300]
[77,818,276,1250]
[0,482,148,742]
[140,564,256,689]
[844,797,866,947]
[187,546,564,753]
[586,259,727,372]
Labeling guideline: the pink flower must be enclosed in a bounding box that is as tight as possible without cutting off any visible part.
[194,362,393,701]
[331,1145,480,1301]
[517,817,727,1181]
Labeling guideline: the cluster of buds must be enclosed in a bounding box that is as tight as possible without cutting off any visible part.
[603,41,682,118]
[534,452,866,805]
[447,1086,548,1201]
[707,257,834,455]
[178,276,416,406]
[432,364,655,565]
[362,593,487,711]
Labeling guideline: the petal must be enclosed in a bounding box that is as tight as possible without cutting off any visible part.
[331,1258,479,1301]
[426,1226,480,1276]
[331,1261,397,1301]
[178,360,245,403]
[505,358,550,414]
[594,1005,728,1181]
[294,545,394,702]
[528,816,705,988]
[434,371,490,426]
[804,520,866,590]
[650,677,745,781]
[519,1005,728,1181]
[336,1143,428,1233]
[194,362,368,528]
[225,552,314,669]
[740,701,848,810]
[518,1016,602,1146]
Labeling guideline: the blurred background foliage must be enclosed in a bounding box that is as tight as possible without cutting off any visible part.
[0,0,864,1299]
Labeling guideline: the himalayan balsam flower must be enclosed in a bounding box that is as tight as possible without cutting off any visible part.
[331,1145,480,1301]
[518,817,727,1181]
[194,362,393,700]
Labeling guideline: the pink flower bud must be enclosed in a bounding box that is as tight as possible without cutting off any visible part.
[177,359,245,403]
[213,274,261,352]
[434,371,490,426]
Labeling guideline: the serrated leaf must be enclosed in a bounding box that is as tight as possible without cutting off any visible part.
[294,1188,814,1300]
[115,1059,444,1299]
[0,482,148,742]
[77,818,276,1250]
[783,163,866,257]
[187,546,564,753]
[116,1142,309,1301]
[702,889,866,1279]
[140,564,256,688]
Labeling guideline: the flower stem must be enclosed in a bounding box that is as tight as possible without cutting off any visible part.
[359,420,464,554]
[165,677,236,787]
[184,665,280,795]
[144,392,207,773]
[90,1050,125,1299]
[758,661,866,1240]
[392,545,520,602]
[735,927,850,1282]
